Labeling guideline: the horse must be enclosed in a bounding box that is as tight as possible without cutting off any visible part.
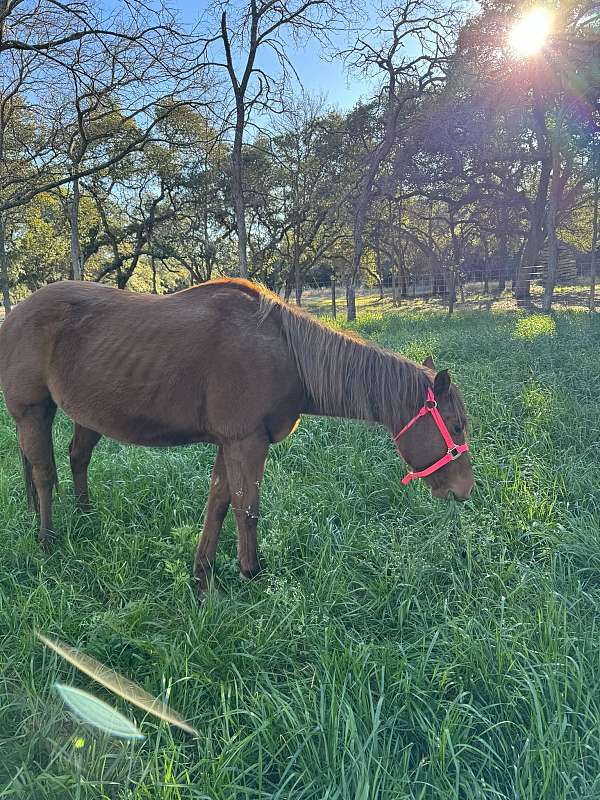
[0,278,474,593]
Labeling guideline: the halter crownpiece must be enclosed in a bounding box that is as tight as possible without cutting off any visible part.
[393,387,469,485]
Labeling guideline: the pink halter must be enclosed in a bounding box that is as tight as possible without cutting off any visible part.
[393,388,469,485]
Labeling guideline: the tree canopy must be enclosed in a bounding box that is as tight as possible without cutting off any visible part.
[1,0,598,316]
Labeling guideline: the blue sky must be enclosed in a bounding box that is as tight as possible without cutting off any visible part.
[176,0,375,111]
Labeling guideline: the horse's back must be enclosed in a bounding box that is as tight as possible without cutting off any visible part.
[0,280,301,444]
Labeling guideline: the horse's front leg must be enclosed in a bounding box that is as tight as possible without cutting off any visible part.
[194,446,231,594]
[222,433,269,581]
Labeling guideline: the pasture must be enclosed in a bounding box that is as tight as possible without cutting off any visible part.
[1,304,600,799]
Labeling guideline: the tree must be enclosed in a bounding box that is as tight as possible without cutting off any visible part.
[211,0,350,278]
[148,107,234,286]
[0,0,206,216]
[342,0,463,320]
[0,48,37,312]
[453,0,600,306]
[82,147,177,290]
[267,98,349,303]
[13,194,70,292]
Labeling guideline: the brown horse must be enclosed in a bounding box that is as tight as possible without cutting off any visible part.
[0,278,474,592]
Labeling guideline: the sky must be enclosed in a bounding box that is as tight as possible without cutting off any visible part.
[176,0,376,112]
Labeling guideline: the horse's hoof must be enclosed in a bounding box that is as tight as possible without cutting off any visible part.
[239,567,263,582]
[193,566,223,602]
[194,581,224,603]
[39,535,54,553]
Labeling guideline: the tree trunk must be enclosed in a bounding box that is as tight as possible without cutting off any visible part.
[294,228,302,306]
[69,175,84,281]
[348,201,366,321]
[346,279,356,322]
[0,213,11,315]
[375,236,384,301]
[398,243,408,300]
[231,107,248,279]
[497,226,508,292]
[331,276,337,318]
[151,254,157,294]
[448,210,460,315]
[349,122,398,322]
[203,152,212,283]
[482,238,489,294]
[428,201,443,297]
[389,201,398,306]
[590,172,599,312]
[514,157,552,302]
[400,267,407,299]
[543,108,566,312]
[448,268,456,315]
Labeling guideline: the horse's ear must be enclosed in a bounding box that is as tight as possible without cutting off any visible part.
[433,369,451,398]
[423,356,435,370]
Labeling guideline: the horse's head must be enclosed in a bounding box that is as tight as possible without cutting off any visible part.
[393,357,474,501]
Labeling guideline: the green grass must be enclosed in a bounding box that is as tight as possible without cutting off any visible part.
[1,306,600,799]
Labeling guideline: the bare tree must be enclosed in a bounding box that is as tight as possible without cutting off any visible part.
[0,0,170,55]
[342,0,462,320]
[211,0,349,278]
[0,0,209,218]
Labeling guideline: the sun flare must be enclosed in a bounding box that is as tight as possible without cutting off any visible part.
[509,7,553,57]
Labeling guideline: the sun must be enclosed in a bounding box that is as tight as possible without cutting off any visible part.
[509,7,553,57]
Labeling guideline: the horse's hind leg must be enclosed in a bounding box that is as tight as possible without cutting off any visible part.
[194,446,230,594]
[16,399,58,549]
[69,424,101,512]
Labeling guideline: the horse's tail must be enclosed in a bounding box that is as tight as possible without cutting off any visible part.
[20,444,39,513]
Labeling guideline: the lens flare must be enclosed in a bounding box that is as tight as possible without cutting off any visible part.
[509,8,553,57]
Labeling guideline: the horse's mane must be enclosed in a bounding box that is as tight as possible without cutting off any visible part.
[208,279,467,430]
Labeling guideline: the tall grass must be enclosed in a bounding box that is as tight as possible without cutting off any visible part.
[1,307,599,798]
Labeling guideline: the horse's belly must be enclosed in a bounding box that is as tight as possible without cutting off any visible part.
[76,412,209,447]
[56,389,208,447]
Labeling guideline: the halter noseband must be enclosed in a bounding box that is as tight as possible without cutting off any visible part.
[393,388,469,485]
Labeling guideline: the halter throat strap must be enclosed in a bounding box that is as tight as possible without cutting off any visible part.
[393,388,469,485]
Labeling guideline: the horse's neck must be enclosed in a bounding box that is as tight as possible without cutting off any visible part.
[271,298,427,429]
[301,334,421,431]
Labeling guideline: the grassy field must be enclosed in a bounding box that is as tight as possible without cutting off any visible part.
[1,304,600,799]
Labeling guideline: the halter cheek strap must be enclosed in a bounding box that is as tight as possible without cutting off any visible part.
[393,388,469,485]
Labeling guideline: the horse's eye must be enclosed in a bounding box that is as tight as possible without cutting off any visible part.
[453,424,462,435]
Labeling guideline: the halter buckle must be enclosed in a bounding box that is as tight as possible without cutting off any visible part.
[448,447,461,460]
